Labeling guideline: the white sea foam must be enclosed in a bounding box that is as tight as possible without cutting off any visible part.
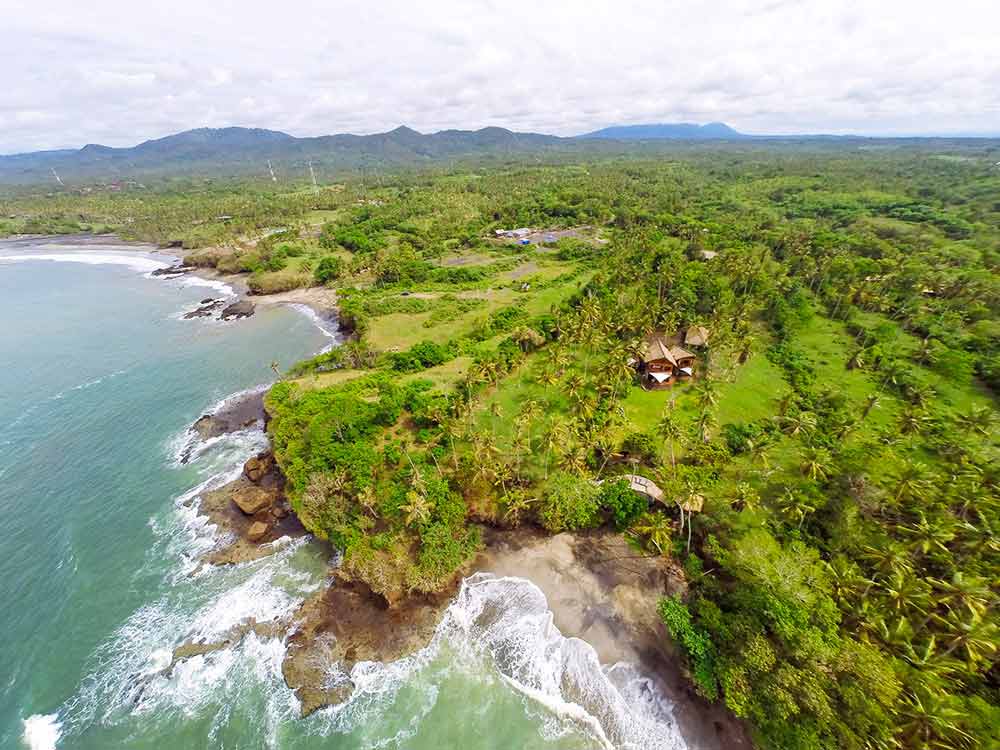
[434,573,685,750]
[167,384,270,467]
[306,573,685,750]
[0,252,169,273]
[51,368,132,401]
[284,303,341,350]
[174,275,236,297]
[21,713,62,750]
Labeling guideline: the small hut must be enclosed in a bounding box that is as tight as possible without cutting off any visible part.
[684,325,710,348]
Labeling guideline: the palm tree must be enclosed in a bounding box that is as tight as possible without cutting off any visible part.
[489,402,503,439]
[897,512,956,558]
[502,490,538,526]
[847,345,870,370]
[695,378,719,411]
[937,610,999,666]
[777,487,817,529]
[542,418,569,478]
[899,405,932,436]
[824,555,872,611]
[861,393,881,420]
[656,409,684,470]
[356,485,378,517]
[799,445,833,481]
[730,482,760,512]
[898,685,975,750]
[928,572,993,621]
[559,445,588,476]
[401,490,434,527]
[631,512,672,555]
[747,438,772,474]
[954,405,996,437]
[892,460,932,505]
[779,410,817,437]
[539,366,560,388]
[565,373,586,401]
[880,568,932,618]
[696,408,716,444]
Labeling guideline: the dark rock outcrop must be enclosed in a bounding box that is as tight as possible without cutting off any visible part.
[220,300,255,320]
[183,299,223,319]
[282,575,452,716]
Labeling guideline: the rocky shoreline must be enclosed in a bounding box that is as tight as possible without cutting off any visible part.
[169,393,750,750]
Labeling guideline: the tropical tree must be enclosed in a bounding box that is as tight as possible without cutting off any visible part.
[656,408,684,469]
[631,511,673,555]
[799,445,833,481]
[401,490,434,528]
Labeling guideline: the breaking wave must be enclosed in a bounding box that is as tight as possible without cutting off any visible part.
[284,303,341,350]
[0,252,169,274]
[21,713,61,750]
[48,401,327,748]
[174,275,236,297]
[306,574,686,750]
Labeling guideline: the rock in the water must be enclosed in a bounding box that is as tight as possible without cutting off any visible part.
[247,521,269,541]
[243,452,274,483]
[220,300,255,320]
[151,263,194,276]
[191,413,227,440]
[232,485,277,515]
[183,299,223,319]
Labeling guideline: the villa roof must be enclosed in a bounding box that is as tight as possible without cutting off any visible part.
[643,337,678,366]
[685,326,710,347]
[669,345,695,361]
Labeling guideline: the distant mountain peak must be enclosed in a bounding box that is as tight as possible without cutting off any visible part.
[578,122,745,140]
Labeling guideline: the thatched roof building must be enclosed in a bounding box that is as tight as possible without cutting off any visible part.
[684,325,710,348]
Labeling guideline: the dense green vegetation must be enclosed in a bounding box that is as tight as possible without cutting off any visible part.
[5,145,998,749]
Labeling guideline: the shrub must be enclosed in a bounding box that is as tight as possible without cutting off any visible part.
[621,431,659,463]
[657,596,718,699]
[314,255,344,284]
[247,269,313,294]
[538,472,600,533]
[598,480,647,530]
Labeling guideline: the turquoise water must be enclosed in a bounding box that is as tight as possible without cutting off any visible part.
[0,237,683,750]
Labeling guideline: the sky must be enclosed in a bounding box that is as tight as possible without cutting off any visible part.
[2,0,999,153]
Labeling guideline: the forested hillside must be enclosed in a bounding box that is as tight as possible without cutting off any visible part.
[3,145,998,749]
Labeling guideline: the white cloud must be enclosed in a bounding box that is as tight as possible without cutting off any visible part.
[0,0,998,152]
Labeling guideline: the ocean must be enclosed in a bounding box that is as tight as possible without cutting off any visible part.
[0,236,685,750]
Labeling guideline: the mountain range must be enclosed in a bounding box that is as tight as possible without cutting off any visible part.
[2,122,993,187]
[0,122,762,186]
[0,125,570,186]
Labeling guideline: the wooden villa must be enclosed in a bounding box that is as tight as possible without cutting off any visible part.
[635,335,697,389]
